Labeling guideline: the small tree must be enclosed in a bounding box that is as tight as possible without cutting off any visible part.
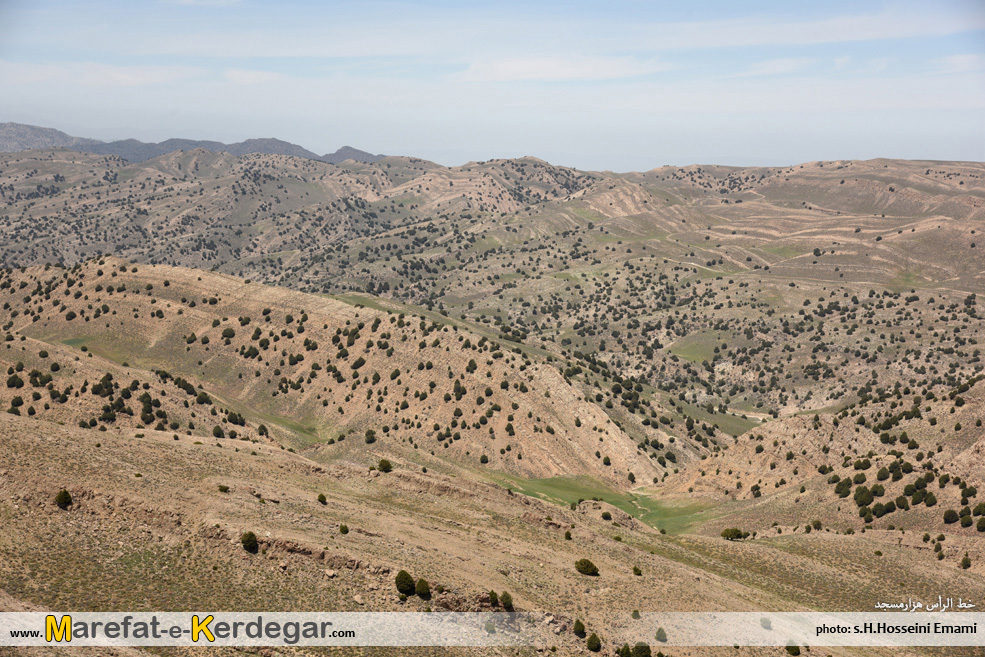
[633,643,652,657]
[378,459,393,473]
[488,590,499,607]
[573,619,586,637]
[587,633,601,652]
[415,578,431,599]
[395,570,416,595]
[317,493,327,505]
[618,644,631,657]
[240,531,259,554]
[500,591,513,611]
[575,558,599,576]
[55,489,72,509]
[655,627,667,643]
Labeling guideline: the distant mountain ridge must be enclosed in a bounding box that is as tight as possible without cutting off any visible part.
[0,122,102,151]
[0,122,384,164]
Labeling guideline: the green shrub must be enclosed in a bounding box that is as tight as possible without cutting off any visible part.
[721,527,749,540]
[55,489,72,509]
[415,578,431,600]
[240,531,259,554]
[488,590,498,607]
[500,591,513,611]
[575,559,599,576]
[632,643,652,657]
[395,570,415,596]
[339,524,349,534]
[573,619,585,637]
[317,493,327,504]
[378,459,393,473]
[655,627,667,642]
[586,633,601,652]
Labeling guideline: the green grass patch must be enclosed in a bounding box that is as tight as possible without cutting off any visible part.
[760,245,806,259]
[492,474,712,534]
[667,331,721,363]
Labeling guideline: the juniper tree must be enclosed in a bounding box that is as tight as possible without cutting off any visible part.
[55,489,72,509]
[395,570,415,595]
[240,531,259,553]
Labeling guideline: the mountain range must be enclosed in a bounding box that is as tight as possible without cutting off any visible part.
[0,121,384,164]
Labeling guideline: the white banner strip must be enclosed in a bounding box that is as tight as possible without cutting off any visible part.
[2,611,983,647]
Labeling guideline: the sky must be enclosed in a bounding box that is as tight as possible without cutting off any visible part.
[1,0,983,170]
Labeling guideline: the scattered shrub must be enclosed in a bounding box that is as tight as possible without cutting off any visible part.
[240,531,259,554]
[55,489,72,509]
[573,619,586,637]
[395,570,416,596]
[575,559,599,576]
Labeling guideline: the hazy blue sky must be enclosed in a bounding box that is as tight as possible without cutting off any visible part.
[1,0,983,170]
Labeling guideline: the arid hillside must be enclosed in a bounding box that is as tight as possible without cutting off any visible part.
[0,258,664,486]
[1,152,983,656]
